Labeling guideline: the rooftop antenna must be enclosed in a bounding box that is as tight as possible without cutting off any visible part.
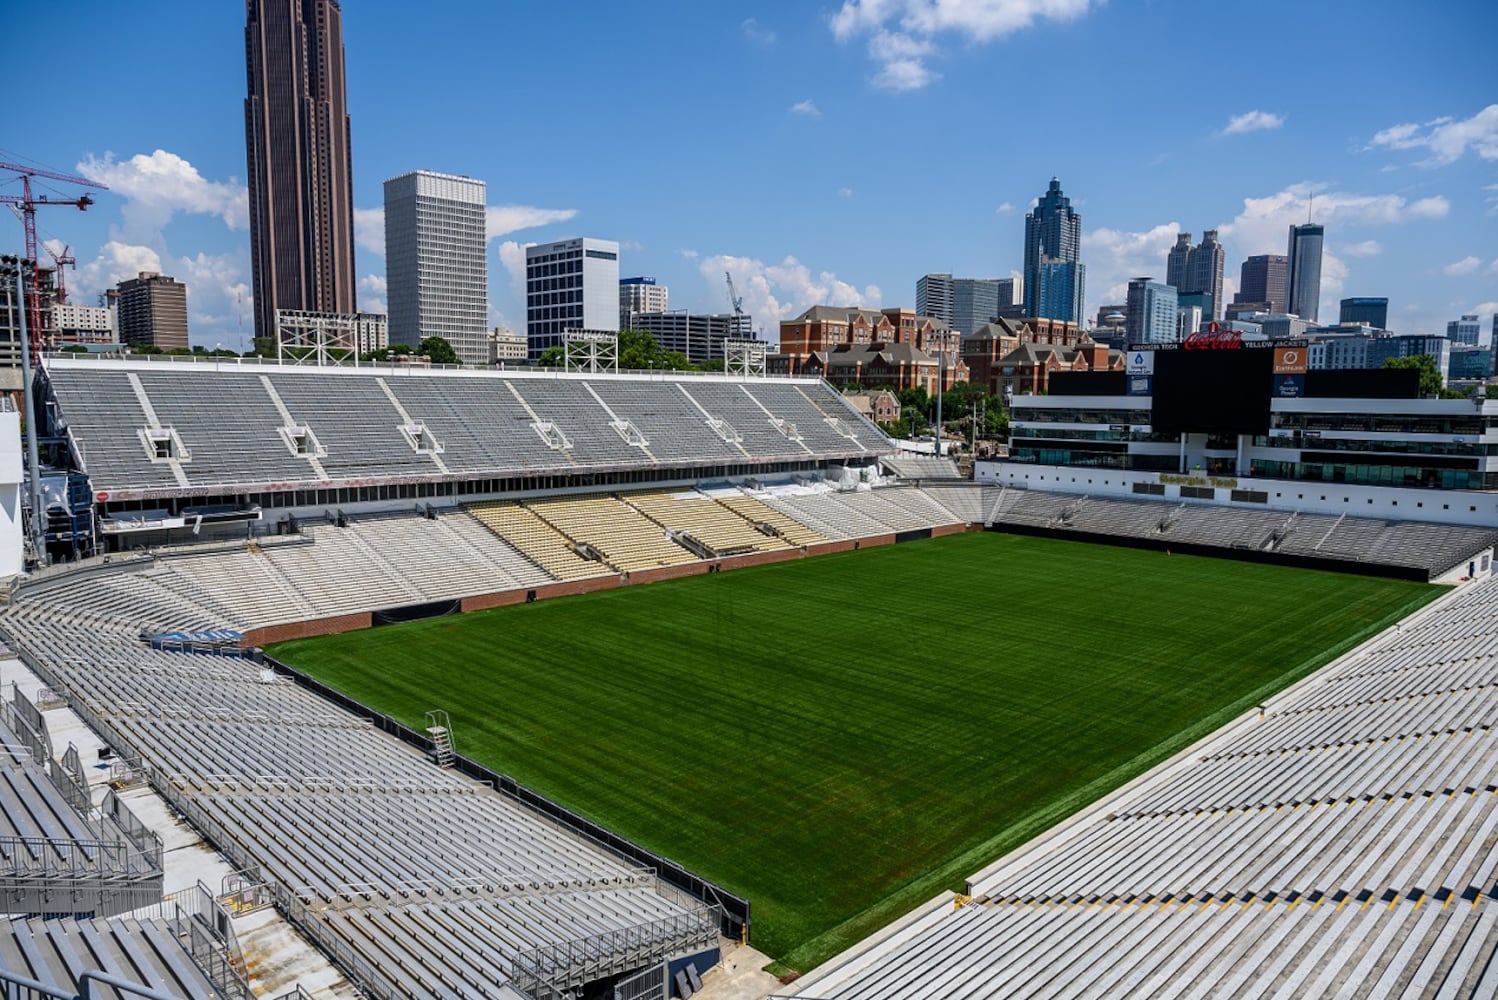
[1307,192,1314,224]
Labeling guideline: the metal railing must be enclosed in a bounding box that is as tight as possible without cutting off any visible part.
[274,887,407,1000]
[613,962,667,1000]
[51,743,90,817]
[140,881,254,1000]
[100,788,164,867]
[4,684,52,763]
[512,904,720,1000]
[42,350,804,380]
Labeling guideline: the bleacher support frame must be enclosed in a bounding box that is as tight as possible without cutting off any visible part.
[511,903,721,1000]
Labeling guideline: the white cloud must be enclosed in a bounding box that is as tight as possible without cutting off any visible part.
[1219,110,1284,136]
[358,273,387,314]
[76,150,247,238]
[678,249,699,260]
[866,29,939,90]
[1213,183,1454,322]
[497,240,532,301]
[837,187,855,198]
[354,207,385,255]
[72,242,163,303]
[741,17,776,45]
[1485,183,1498,217]
[830,0,1093,92]
[995,201,1015,214]
[1443,255,1482,277]
[1318,250,1349,299]
[1368,104,1498,165]
[700,253,881,345]
[485,205,577,241]
[1080,221,1181,306]
[174,250,253,347]
[1339,240,1382,257]
[790,99,822,117]
[1216,182,1451,257]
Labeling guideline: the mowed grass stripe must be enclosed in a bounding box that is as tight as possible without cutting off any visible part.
[269,532,1437,969]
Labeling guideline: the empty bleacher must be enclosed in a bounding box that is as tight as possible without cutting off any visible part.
[781,576,1498,999]
[623,490,791,557]
[710,492,827,547]
[0,585,723,999]
[137,371,313,487]
[509,379,650,467]
[43,360,894,499]
[586,381,744,464]
[971,490,1497,579]
[382,375,567,473]
[0,914,223,999]
[879,454,965,480]
[523,494,697,572]
[466,501,611,581]
[47,369,182,491]
[753,490,892,541]
[271,374,443,479]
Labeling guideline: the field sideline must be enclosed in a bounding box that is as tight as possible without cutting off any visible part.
[269,532,1438,972]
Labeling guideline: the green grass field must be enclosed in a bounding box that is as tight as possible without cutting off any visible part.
[268,533,1437,972]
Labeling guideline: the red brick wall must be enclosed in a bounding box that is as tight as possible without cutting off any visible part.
[241,612,373,647]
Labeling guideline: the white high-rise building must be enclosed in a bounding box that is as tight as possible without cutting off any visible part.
[526,237,620,359]
[53,302,116,344]
[383,170,489,365]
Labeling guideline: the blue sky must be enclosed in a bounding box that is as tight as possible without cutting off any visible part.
[4,0,1496,352]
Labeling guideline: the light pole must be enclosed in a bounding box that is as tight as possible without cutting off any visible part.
[933,334,944,457]
[5,258,48,567]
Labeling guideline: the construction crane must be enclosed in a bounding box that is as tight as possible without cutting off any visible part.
[1,160,108,359]
[45,243,75,305]
[725,271,748,335]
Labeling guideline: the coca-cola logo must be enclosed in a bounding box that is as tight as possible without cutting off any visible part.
[1182,323,1242,350]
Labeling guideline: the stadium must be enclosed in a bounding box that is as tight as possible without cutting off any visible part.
[0,350,1495,999]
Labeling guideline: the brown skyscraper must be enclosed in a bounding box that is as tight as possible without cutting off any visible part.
[244,0,356,340]
[117,272,189,351]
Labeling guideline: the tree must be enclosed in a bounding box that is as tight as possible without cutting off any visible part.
[537,345,564,367]
[418,336,460,366]
[362,344,414,363]
[1383,354,1464,398]
[60,344,90,354]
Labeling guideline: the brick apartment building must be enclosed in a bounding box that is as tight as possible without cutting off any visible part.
[773,305,966,391]
[963,316,1105,394]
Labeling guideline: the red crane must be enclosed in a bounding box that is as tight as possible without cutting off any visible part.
[0,160,108,359]
[45,243,76,305]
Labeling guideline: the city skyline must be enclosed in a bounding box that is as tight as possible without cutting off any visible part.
[4,0,1495,352]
